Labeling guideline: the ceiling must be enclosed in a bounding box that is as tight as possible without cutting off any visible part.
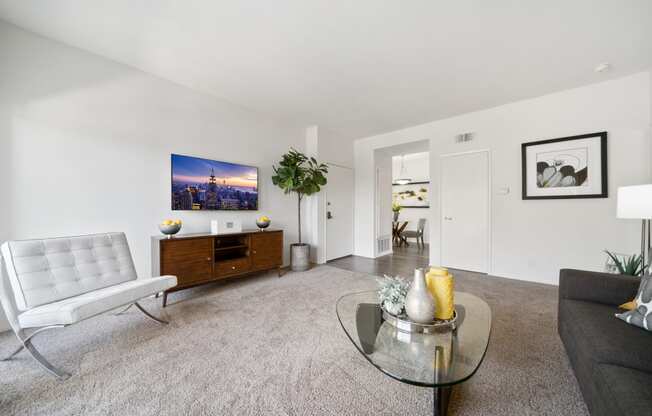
[1,1,651,140]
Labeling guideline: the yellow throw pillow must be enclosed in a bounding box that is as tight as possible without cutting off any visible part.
[618,299,637,311]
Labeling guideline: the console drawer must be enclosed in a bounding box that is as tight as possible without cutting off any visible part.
[215,257,251,278]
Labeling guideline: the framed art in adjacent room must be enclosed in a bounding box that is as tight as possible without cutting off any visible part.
[521,131,607,200]
[392,182,430,208]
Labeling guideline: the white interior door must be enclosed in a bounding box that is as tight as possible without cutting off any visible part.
[326,165,354,261]
[440,151,489,273]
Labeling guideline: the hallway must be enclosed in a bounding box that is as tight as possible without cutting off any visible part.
[328,244,430,277]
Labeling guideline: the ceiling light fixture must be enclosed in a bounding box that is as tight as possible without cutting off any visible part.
[594,62,611,73]
[394,155,412,185]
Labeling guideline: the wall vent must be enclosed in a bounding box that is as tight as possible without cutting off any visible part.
[377,235,391,254]
[455,132,475,143]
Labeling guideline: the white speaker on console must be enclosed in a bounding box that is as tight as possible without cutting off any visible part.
[210,219,242,235]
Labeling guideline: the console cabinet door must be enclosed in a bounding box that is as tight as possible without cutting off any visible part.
[161,238,213,287]
[250,232,282,270]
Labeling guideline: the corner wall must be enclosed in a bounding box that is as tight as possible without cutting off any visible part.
[355,71,651,285]
[304,126,355,263]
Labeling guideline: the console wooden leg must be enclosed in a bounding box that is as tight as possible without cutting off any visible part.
[277,267,282,277]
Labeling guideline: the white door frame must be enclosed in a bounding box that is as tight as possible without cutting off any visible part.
[373,165,393,257]
[438,149,492,274]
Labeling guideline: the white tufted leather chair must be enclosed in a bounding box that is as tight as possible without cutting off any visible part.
[0,232,177,379]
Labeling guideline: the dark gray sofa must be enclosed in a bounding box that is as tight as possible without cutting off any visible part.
[558,269,652,416]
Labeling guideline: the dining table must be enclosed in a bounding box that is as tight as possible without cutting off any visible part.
[392,221,409,247]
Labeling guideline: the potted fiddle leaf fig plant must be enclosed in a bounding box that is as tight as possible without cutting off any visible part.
[272,148,328,271]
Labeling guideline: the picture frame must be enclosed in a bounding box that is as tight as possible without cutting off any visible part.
[521,132,607,200]
[392,181,430,208]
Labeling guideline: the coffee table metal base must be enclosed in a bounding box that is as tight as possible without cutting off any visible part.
[433,386,451,416]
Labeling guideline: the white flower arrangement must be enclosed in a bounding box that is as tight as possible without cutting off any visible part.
[377,274,409,316]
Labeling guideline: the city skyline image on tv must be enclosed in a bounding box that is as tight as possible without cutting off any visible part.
[171,154,258,210]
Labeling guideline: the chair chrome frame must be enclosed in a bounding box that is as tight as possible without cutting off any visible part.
[0,232,177,381]
[1,301,168,381]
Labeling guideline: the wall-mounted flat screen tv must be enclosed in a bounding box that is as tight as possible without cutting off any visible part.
[171,154,258,210]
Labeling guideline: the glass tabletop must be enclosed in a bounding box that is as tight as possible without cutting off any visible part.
[336,291,491,388]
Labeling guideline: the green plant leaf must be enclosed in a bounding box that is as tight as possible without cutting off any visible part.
[605,250,643,276]
[605,250,626,274]
[271,148,330,241]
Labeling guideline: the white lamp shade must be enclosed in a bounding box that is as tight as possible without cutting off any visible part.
[617,185,652,219]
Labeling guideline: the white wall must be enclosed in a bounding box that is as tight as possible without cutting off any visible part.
[392,152,430,182]
[0,22,308,330]
[392,152,431,243]
[355,71,651,285]
[317,127,354,169]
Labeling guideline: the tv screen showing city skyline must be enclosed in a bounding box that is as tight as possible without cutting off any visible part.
[171,154,258,211]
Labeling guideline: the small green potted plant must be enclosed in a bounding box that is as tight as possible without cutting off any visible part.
[272,148,328,271]
[604,250,644,276]
[392,201,402,222]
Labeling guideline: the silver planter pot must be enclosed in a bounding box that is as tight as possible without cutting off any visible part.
[291,243,311,271]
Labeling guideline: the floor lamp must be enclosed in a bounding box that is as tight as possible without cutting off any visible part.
[617,185,652,274]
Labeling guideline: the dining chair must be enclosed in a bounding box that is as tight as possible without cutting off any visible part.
[401,218,426,248]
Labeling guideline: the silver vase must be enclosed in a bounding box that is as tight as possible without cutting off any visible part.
[405,268,436,323]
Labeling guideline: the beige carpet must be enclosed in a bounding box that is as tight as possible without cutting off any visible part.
[0,266,588,415]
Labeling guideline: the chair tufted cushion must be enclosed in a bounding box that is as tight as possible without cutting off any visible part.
[17,275,177,328]
[1,233,138,311]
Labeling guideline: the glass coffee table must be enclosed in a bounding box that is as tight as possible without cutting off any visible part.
[336,291,491,416]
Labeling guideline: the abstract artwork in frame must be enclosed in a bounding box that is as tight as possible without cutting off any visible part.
[521,132,607,200]
[392,182,430,208]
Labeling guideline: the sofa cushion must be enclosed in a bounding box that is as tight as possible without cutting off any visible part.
[17,276,177,328]
[616,275,652,331]
[592,363,652,415]
[559,299,652,373]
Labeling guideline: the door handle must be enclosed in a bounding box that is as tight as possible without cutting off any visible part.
[206,257,211,261]
[444,216,453,221]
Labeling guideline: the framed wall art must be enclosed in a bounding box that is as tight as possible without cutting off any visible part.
[392,181,430,208]
[521,132,607,200]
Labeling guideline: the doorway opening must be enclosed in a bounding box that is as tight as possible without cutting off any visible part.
[328,139,431,275]
[375,140,432,259]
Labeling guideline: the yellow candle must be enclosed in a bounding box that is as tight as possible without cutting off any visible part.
[429,267,448,276]
[426,267,455,320]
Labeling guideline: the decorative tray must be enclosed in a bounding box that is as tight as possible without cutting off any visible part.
[381,309,458,334]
